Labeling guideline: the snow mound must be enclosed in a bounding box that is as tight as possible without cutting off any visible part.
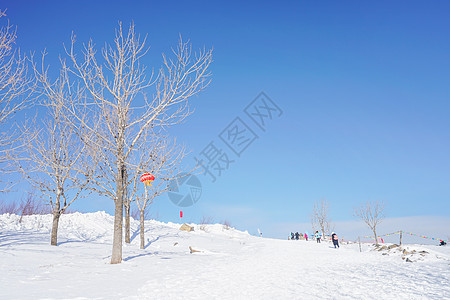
[0,212,252,245]
[0,211,115,242]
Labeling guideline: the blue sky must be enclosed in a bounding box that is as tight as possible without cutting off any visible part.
[2,0,450,240]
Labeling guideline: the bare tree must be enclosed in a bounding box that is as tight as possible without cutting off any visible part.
[18,191,50,222]
[58,23,212,263]
[199,216,215,225]
[16,61,92,245]
[129,131,187,249]
[0,9,32,187]
[221,220,232,230]
[311,198,332,238]
[354,200,385,244]
[198,216,215,232]
[0,191,48,216]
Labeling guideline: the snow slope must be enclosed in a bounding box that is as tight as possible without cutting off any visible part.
[0,212,449,299]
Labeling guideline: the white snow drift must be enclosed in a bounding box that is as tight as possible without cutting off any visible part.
[1,212,449,299]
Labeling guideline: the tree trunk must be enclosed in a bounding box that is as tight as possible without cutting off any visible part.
[125,202,130,244]
[124,169,130,244]
[140,184,148,249]
[140,210,145,249]
[51,191,62,246]
[111,166,125,264]
[51,211,61,246]
[111,198,123,264]
[373,228,378,245]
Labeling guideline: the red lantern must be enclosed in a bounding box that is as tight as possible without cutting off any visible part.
[140,173,155,186]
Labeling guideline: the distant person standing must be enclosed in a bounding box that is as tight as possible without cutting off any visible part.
[291,232,295,240]
[315,231,321,243]
[331,232,339,248]
[305,233,308,241]
[295,232,300,240]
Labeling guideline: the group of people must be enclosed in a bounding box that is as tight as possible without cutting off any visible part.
[289,230,340,248]
[290,231,446,248]
[290,232,307,240]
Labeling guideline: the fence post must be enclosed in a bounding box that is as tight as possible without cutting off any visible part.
[399,230,402,246]
[358,236,362,252]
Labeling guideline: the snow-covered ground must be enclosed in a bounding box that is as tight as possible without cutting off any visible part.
[1,212,449,299]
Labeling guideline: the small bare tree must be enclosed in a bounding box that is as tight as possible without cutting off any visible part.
[199,216,215,231]
[129,131,187,249]
[0,198,20,214]
[16,62,92,245]
[354,200,385,244]
[58,23,212,263]
[199,216,215,225]
[0,191,48,216]
[311,198,332,238]
[0,10,32,187]
[18,191,49,222]
[221,220,232,230]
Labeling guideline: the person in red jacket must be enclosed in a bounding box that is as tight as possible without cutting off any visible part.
[331,232,339,248]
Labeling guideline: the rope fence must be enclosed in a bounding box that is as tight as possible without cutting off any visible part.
[363,230,448,242]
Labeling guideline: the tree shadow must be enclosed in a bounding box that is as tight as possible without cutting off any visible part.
[130,226,141,243]
[123,250,177,262]
[144,233,170,249]
[0,231,48,247]
[130,229,174,249]
[57,240,108,246]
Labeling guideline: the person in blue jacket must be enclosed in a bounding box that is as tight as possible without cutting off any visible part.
[315,231,321,243]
